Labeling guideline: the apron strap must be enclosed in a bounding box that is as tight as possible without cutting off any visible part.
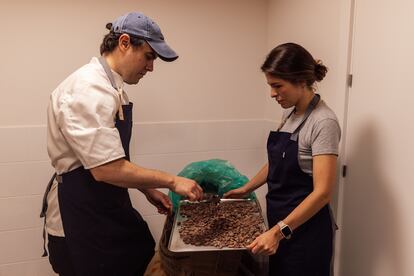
[40,172,57,257]
[277,108,296,132]
[98,56,125,120]
[290,94,320,142]
[98,56,118,90]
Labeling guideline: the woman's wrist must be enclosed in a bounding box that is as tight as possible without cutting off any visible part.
[270,225,283,241]
[243,181,260,194]
[241,185,251,194]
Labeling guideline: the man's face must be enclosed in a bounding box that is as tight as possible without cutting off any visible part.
[122,41,157,85]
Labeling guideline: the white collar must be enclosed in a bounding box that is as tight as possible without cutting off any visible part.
[110,69,124,91]
[91,57,124,91]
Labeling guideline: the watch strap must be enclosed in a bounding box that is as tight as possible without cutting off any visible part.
[277,220,292,239]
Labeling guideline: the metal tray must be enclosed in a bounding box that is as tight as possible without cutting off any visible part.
[168,198,267,252]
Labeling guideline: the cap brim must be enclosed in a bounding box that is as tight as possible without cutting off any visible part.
[147,40,178,62]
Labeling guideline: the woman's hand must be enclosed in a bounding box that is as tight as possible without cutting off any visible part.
[247,227,282,255]
[223,186,250,199]
[143,189,173,215]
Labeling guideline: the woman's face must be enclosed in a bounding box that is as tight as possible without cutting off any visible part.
[265,73,305,109]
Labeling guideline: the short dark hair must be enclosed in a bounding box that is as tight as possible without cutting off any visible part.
[100,23,146,55]
[261,43,328,89]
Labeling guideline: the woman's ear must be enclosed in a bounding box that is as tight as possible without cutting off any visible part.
[299,81,307,89]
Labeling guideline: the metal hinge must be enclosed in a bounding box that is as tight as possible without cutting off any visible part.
[348,74,353,87]
[342,165,347,178]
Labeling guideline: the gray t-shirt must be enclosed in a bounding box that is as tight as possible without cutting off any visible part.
[279,100,341,175]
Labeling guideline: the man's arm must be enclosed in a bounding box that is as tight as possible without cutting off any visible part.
[90,158,203,201]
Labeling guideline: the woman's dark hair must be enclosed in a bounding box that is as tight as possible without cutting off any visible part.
[100,23,146,55]
[261,43,328,89]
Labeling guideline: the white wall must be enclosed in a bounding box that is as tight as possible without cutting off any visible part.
[0,0,268,126]
[339,0,414,275]
[265,0,350,127]
[0,1,269,275]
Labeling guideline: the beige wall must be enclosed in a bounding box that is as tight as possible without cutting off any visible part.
[265,0,350,125]
[0,0,268,126]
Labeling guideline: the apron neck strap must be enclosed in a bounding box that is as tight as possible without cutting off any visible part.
[98,56,127,121]
[98,56,118,90]
[290,94,320,141]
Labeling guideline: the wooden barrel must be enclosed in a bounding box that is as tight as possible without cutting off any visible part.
[159,215,243,276]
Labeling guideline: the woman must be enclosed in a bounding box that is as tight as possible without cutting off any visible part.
[224,43,340,275]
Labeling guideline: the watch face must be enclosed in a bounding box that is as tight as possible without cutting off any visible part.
[281,225,292,237]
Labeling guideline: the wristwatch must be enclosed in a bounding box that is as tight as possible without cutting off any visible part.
[277,221,292,239]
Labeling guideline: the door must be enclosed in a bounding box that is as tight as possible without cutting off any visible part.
[339,0,414,275]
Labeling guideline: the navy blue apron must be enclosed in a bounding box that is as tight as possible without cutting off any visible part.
[266,94,334,276]
[41,57,155,276]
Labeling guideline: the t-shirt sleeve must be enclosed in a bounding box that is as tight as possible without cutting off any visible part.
[311,118,341,156]
[56,82,125,169]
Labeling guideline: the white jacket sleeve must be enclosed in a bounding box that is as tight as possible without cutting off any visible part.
[56,82,126,169]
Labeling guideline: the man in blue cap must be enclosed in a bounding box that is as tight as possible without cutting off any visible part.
[42,12,203,275]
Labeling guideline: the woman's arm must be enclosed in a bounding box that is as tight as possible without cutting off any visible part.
[224,163,269,198]
[248,154,337,255]
[282,154,337,230]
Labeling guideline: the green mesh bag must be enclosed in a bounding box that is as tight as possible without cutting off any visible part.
[169,159,255,211]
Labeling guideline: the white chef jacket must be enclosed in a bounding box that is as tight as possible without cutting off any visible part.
[45,57,130,236]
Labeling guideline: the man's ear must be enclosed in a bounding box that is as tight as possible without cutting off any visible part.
[118,34,131,52]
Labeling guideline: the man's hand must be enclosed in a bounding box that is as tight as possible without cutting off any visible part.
[171,176,203,201]
[223,186,250,199]
[142,189,173,215]
[246,227,282,255]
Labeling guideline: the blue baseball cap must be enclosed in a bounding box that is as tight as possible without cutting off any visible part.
[110,12,178,62]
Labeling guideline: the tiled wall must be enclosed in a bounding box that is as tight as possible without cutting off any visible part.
[0,120,274,275]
